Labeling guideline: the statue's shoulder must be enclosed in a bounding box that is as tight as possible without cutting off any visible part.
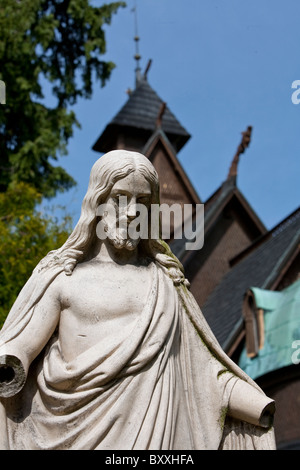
[45,270,69,296]
[67,259,107,282]
[47,262,105,306]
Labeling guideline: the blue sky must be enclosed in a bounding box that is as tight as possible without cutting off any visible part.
[50,0,299,231]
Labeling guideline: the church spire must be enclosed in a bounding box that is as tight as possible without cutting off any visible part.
[227,126,252,185]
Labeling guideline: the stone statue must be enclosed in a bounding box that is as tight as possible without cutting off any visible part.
[0,150,276,450]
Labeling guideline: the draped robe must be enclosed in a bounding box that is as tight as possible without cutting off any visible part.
[0,261,275,450]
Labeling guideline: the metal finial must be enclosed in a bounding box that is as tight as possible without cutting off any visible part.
[132,0,141,86]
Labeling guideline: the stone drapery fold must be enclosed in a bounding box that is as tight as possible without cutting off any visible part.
[0,262,275,450]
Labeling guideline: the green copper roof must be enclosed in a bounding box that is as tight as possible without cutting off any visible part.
[239,278,300,380]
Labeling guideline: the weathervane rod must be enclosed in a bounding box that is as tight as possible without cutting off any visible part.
[132,0,141,86]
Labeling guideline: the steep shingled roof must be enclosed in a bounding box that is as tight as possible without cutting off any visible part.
[92,77,191,153]
[202,207,300,350]
[171,178,266,262]
[111,78,190,138]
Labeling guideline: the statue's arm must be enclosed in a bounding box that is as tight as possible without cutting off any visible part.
[0,279,61,398]
[228,378,275,428]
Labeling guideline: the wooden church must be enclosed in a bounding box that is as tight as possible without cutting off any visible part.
[92,58,300,449]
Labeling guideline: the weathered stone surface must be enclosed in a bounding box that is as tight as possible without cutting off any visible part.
[0,150,275,450]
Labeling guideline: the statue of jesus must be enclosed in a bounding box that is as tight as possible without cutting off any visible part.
[0,150,275,450]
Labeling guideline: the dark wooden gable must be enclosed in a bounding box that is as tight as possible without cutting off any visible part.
[142,128,201,242]
[171,178,267,308]
[143,128,201,208]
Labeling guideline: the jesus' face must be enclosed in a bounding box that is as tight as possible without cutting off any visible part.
[101,171,152,251]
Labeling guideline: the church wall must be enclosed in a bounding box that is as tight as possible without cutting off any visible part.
[187,216,252,307]
[259,369,300,449]
[149,143,195,207]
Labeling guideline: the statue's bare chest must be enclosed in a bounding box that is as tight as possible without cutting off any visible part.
[57,262,153,360]
[60,262,152,323]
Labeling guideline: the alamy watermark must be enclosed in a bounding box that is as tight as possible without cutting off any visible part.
[96,198,204,251]
[291,341,300,364]
[0,80,5,104]
[291,80,300,104]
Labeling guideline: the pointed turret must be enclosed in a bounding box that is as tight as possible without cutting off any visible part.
[92,2,190,155]
[92,64,191,154]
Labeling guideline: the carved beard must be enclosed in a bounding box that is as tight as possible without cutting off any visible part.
[103,216,140,251]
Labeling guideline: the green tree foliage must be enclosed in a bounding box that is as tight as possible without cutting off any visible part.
[0,183,72,326]
[0,0,125,198]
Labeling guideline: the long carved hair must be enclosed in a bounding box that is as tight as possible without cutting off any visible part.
[36,150,188,286]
